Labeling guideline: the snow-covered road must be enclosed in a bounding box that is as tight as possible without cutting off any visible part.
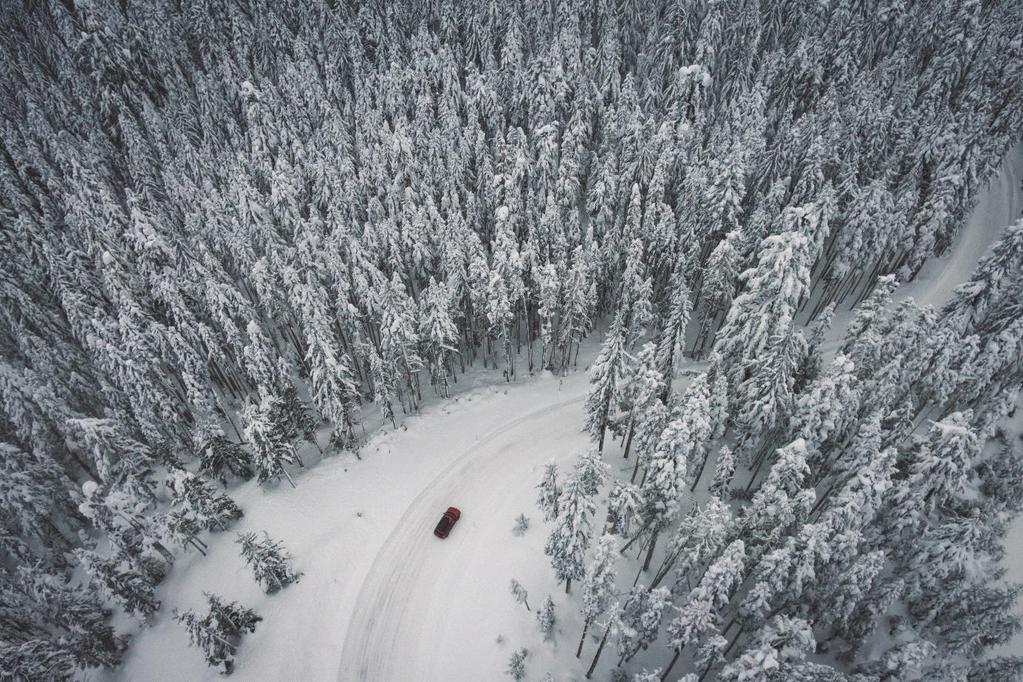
[338,387,590,681]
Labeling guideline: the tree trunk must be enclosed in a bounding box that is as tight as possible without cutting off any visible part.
[576,617,591,658]
[565,577,572,594]
[660,647,682,681]
[690,447,711,492]
[642,530,659,572]
[597,397,609,452]
[585,625,612,678]
[622,419,635,459]
[280,464,296,488]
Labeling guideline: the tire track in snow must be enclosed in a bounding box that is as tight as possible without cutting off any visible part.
[338,393,586,681]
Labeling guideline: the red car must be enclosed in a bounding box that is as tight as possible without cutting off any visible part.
[433,507,461,538]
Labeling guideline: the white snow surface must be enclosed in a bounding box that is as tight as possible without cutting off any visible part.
[113,145,1023,682]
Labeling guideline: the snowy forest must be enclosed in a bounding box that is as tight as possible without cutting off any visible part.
[1,0,1023,679]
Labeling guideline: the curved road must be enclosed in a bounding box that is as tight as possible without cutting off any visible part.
[338,390,589,681]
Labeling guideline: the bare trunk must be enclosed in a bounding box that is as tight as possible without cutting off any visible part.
[576,617,591,658]
[642,530,659,572]
[660,647,682,681]
[585,625,612,678]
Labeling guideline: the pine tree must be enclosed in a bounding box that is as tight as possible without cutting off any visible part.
[605,481,644,537]
[168,471,243,532]
[537,595,556,640]
[237,531,302,593]
[577,534,619,658]
[661,540,746,680]
[712,215,815,402]
[420,278,460,396]
[510,578,531,611]
[74,549,160,620]
[719,616,815,682]
[791,354,860,457]
[652,497,733,592]
[175,592,261,675]
[506,647,528,680]
[195,425,254,484]
[654,267,693,389]
[585,312,631,451]
[558,247,595,371]
[708,446,736,498]
[888,411,979,531]
[614,343,667,460]
[0,565,128,672]
[243,394,302,488]
[698,231,741,351]
[544,475,595,593]
[616,585,672,665]
[574,448,609,497]
[536,461,561,522]
[370,350,400,428]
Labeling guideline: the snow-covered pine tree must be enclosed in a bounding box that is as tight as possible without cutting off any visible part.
[168,470,243,532]
[574,448,610,497]
[420,278,460,397]
[708,366,730,440]
[236,531,302,593]
[711,211,815,431]
[243,393,302,488]
[370,350,400,428]
[577,534,619,658]
[584,311,631,451]
[73,549,160,620]
[718,615,815,682]
[0,442,80,565]
[506,647,528,680]
[617,237,654,346]
[510,578,531,611]
[679,375,716,492]
[615,585,672,665]
[654,266,692,391]
[651,496,733,592]
[660,540,746,680]
[887,411,979,532]
[605,481,644,537]
[544,474,595,593]
[790,353,860,469]
[615,344,667,460]
[697,230,741,353]
[175,592,261,675]
[536,461,561,522]
[558,246,595,372]
[538,595,556,640]
[708,446,736,498]
[194,424,254,484]
[0,565,128,672]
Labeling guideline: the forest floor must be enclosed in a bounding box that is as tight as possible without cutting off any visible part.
[111,147,1023,682]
